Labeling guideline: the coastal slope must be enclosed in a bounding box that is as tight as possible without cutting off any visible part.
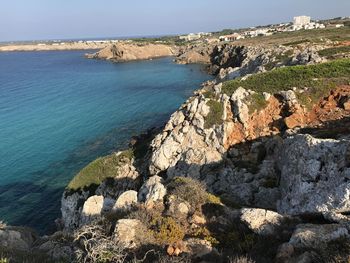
[2,29,350,262]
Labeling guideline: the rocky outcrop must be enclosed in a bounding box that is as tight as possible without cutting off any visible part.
[113,190,138,211]
[86,43,176,62]
[239,208,284,236]
[147,83,350,210]
[114,219,143,249]
[138,176,167,205]
[289,224,349,249]
[175,44,214,64]
[277,134,350,215]
[175,43,329,81]
[0,226,37,251]
[61,152,140,230]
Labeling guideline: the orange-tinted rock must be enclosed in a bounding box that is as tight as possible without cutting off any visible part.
[343,100,350,111]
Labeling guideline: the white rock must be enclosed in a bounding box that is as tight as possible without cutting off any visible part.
[184,238,213,257]
[278,134,350,215]
[113,190,138,210]
[240,208,284,235]
[114,219,142,248]
[138,176,166,204]
[289,224,349,249]
[80,195,104,225]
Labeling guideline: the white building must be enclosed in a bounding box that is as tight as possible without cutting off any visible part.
[219,33,244,42]
[293,16,311,27]
[179,33,201,41]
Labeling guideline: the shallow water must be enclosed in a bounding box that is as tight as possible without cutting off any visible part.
[0,51,211,233]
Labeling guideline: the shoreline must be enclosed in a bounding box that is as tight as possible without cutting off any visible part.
[0,42,111,52]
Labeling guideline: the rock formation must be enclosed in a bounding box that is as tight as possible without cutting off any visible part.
[86,42,176,61]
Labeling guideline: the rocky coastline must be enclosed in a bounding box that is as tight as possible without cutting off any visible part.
[85,43,177,62]
[2,38,350,263]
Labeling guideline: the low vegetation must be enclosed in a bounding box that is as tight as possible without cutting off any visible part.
[167,177,208,209]
[204,99,224,129]
[150,217,185,245]
[235,26,350,46]
[318,45,350,58]
[223,59,350,109]
[247,93,268,114]
[67,150,133,191]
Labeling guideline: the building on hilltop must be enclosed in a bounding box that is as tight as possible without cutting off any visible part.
[179,32,211,42]
[219,33,244,42]
[293,16,311,27]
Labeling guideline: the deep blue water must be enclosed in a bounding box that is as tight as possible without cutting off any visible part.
[0,51,211,233]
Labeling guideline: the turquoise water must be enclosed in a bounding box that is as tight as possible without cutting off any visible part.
[0,51,211,233]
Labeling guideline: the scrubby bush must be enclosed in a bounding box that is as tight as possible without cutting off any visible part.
[318,46,350,57]
[74,221,127,263]
[204,99,224,129]
[149,217,185,245]
[167,177,208,209]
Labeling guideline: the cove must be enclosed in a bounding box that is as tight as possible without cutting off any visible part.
[0,51,212,233]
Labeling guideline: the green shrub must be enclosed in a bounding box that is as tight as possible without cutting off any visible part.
[206,193,223,205]
[167,177,207,209]
[67,149,133,191]
[150,217,185,245]
[192,226,219,246]
[248,93,268,114]
[204,99,224,129]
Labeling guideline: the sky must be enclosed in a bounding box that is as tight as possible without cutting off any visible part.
[1,0,349,42]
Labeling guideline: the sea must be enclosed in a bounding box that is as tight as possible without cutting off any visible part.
[0,50,211,233]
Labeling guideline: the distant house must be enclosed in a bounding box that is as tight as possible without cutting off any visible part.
[293,16,311,27]
[179,33,202,41]
[219,33,244,42]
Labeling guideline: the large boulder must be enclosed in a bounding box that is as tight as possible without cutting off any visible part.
[278,134,350,215]
[113,190,138,210]
[114,219,143,249]
[289,224,349,249]
[184,238,213,258]
[239,208,284,236]
[80,195,105,225]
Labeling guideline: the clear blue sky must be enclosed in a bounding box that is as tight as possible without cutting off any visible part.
[1,0,349,41]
